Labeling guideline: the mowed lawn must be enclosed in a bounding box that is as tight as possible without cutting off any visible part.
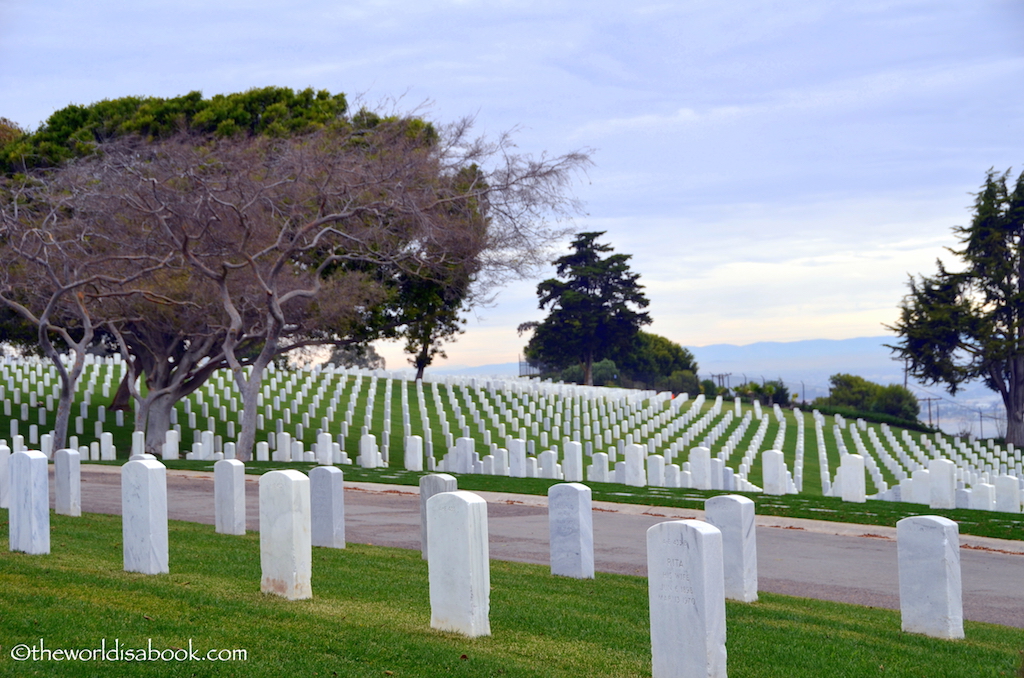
[1,509,1022,677]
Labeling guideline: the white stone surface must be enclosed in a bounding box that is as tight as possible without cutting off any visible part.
[54,448,81,517]
[624,443,646,487]
[259,470,312,600]
[214,459,246,535]
[404,435,423,471]
[310,466,345,548]
[840,454,866,503]
[929,459,956,510]
[995,474,1021,513]
[427,490,490,637]
[704,494,757,603]
[162,429,178,460]
[316,432,333,466]
[0,444,10,509]
[548,482,594,579]
[897,515,963,639]
[9,450,50,554]
[689,447,712,490]
[647,519,727,678]
[419,473,457,559]
[508,439,527,478]
[121,459,169,574]
[562,441,583,482]
[761,450,787,496]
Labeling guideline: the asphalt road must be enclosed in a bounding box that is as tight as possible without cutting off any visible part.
[51,465,1024,629]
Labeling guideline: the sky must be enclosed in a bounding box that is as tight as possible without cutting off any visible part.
[2,0,1023,371]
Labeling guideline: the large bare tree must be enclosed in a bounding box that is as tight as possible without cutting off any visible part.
[1,111,590,459]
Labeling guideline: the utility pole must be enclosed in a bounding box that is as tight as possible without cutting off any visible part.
[920,397,940,428]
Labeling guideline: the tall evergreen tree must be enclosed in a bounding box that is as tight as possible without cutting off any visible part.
[523,232,650,386]
[889,168,1024,443]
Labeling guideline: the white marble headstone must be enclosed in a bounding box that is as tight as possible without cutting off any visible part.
[121,458,169,574]
[647,519,726,678]
[259,470,312,600]
[310,466,345,548]
[548,482,594,579]
[419,473,457,559]
[54,448,81,517]
[427,490,490,637]
[896,515,963,639]
[704,494,757,603]
[9,450,49,554]
[214,459,246,535]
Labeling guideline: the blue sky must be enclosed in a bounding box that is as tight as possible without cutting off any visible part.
[2,0,1023,370]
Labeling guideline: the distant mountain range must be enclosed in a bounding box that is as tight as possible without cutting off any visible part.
[429,336,1005,436]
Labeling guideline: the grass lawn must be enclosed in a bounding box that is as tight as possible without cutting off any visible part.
[1,509,1022,677]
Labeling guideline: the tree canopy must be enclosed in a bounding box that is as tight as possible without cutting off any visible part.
[888,168,1024,443]
[810,373,919,421]
[0,88,591,458]
[522,232,651,386]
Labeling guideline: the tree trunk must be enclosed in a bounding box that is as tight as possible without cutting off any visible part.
[110,371,133,411]
[144,393,174,456]
[583,354,594,387]
[235,372,263,462]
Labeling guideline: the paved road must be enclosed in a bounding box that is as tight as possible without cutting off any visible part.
[57,465,1024,629]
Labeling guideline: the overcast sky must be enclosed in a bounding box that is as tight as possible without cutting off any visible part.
[2,0,1023,370]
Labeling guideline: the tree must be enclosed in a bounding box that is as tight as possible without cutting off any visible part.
[810,373,919,421]
[888,168,1024,441]
[0,167,171,449]
[522,232,651,386]
[617,331,698,388]
[1,91,591,458]
[329,344,386,370]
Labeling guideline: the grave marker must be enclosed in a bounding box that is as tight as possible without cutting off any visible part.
[121,458,169,574]
[259,470,312,600]
[310,466,345,549]
[427,490,490,637]
[548,482,594,579]
[647,519,727,678]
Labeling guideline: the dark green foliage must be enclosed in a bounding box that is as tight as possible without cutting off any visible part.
[811,373,919,421]
[524,232,651,386]
[0,87,349,172]
[889,168,1024,443]
[617,331,697,390]
[735,379,791,406]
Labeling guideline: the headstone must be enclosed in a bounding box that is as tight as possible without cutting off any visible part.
[624,443,646,487]
[761,450,787,495]
[427,490,490,637]
[689,447,712,490]
[995,474,1021,513]
[897,515,963,639]
[562,441,583,482]
[310,466,345,548]
[0,444,10,509]
[840,454,866,503]
[929,459,956,510]
[54,448,81,517]
[121,459,169,574]
[509,439,527,478]
[704,494,757,603]
[214,459,246,535]
[316,431,333,466]
[647,519,727,678]
[419,473,458,559]
[548,482,594,579]
[9,450,49,554]
[404,435,423,472]
[259,470,312,600]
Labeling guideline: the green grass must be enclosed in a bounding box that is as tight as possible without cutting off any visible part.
[1,509,1022,677]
